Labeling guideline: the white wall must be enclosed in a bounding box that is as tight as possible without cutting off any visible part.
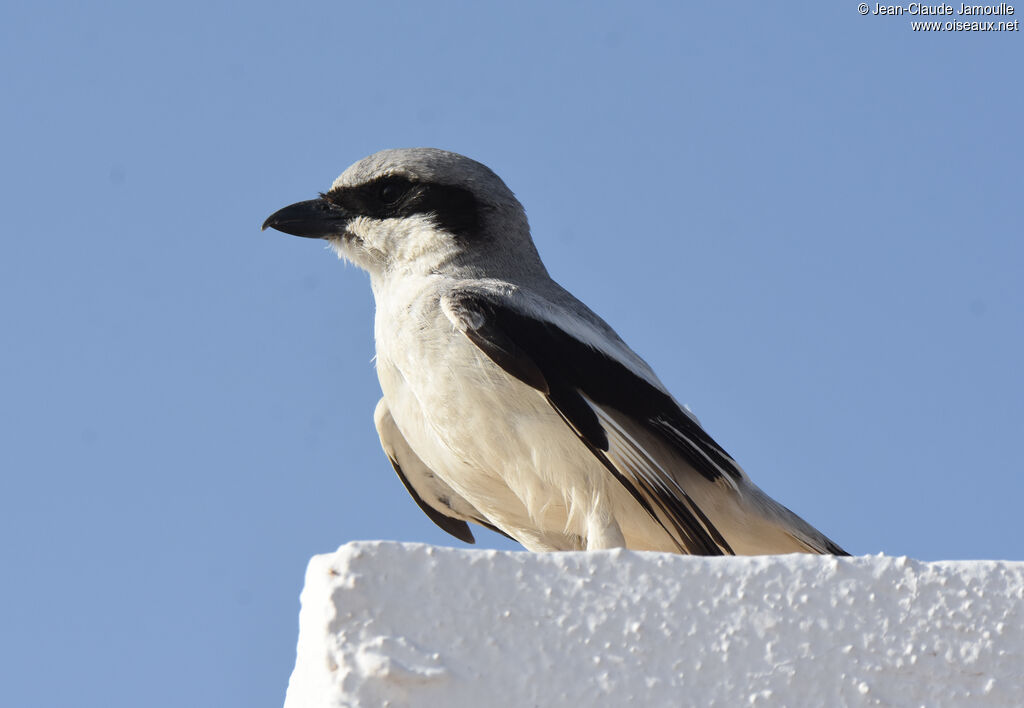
[284,542,1023,707]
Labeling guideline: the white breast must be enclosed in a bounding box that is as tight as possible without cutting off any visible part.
[370,275,616,550]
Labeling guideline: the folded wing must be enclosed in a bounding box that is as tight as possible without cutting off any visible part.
[442,290,760,555]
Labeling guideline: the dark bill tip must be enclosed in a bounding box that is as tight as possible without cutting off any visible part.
[262,198,351,239]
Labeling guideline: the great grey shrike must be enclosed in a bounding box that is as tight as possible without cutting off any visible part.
[263,148,847,556]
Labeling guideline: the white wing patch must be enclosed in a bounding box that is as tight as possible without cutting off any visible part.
[586,396,732,553]
[593,402,675,496]
[652,417,743,491]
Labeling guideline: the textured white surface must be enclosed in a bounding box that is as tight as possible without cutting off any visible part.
[283,542,1023,708]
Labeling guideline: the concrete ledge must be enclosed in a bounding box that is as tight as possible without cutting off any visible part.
[283,542,1023,707]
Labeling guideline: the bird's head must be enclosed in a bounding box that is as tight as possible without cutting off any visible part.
[263,148,543,281]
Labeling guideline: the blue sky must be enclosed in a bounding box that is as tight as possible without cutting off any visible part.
[2,2,1021,706]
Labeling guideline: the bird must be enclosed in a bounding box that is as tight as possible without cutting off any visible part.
[263,148,848,556]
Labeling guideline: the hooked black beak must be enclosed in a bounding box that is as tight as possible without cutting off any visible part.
[261,198,351,239]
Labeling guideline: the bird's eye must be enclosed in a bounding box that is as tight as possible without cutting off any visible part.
[379,181,408,205]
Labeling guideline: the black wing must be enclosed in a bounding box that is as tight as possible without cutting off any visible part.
[445,291,743,555]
